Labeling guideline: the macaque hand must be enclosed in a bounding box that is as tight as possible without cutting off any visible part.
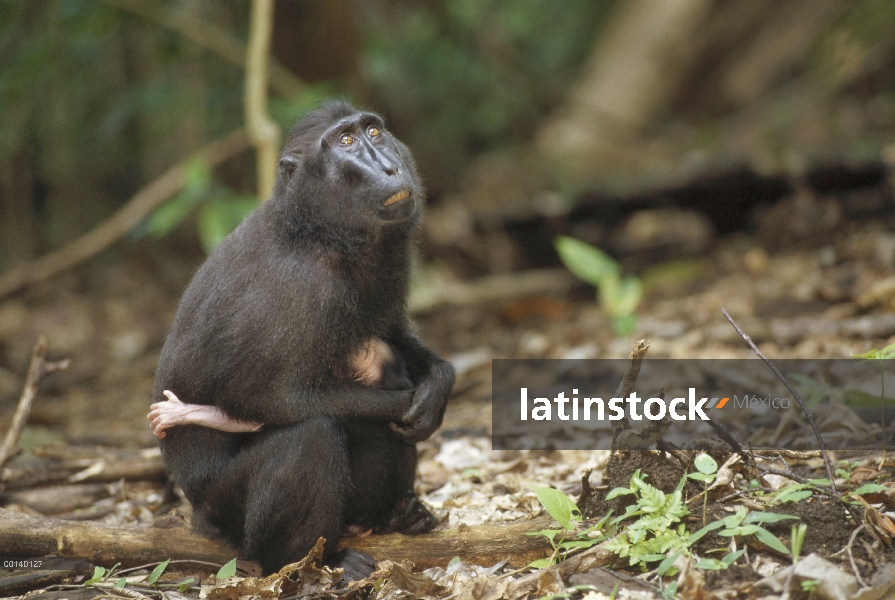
[389,362,454,444]
[148,390,191,439]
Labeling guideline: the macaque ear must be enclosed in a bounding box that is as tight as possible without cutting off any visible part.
[279,155,299,180]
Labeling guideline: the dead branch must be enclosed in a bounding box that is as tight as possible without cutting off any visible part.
[0,130,249,299]
[341,515,554,569]
[244,0,281,201]
[720,308,836,491]
[0,337,70,469]
[2,448,165,490]
[99,0,305,98]
[610,339,649,449]
[1,508,556,571]
[0,507,236,567]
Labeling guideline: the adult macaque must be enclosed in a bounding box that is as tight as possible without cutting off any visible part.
[152,102,455,576]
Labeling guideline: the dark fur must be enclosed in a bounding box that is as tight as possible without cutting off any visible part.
[154,101,455,574]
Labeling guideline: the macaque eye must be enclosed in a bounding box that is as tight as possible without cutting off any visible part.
[367,126,381,138]
[339,134,355,145]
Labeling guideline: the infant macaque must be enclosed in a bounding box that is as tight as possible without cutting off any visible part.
[148,338,407,439]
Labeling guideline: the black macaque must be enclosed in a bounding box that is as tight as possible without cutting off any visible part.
[152,101,455,577]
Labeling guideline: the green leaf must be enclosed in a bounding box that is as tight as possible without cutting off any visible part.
[85,566,106,586]
[528,558,554,569]
[605,275,642,317]
[527,529,563,543]
[114,578,127,588]
[217,558,237,579]
[773,485,813,505]
[611,313,638,337]
[753,526,790,555]
[148,559,169,584]
[696,558,725,570]
[177,578,198,593]
[605,486,635,501]
[694,453,718,475]
[145,195,199,237]
[720,507,748,530]
[744,512,799,524]
[554,235,619,287]
[852,483,889,496]
[197,197,257,254]
[722,549,745,567]
[558,540,599,552]
[657,550,683,577]
[534,487,581,530]
[719,524,759,537]
[688,472,714,483]
[447,557,462,567]
[632,478,666,513]
[686,519,726,546]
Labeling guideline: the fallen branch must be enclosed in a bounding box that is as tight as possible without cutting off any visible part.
[2,507,555,571]
[0,337,70,469]
[341,515,554,569]
[0,130,249,299]
[2,448,165,489]
[0,507,236,567]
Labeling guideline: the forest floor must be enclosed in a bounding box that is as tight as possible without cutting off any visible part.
[2,189,895,598]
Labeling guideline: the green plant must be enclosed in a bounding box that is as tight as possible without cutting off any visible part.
[791,523,807,564]
[603,471,689,567]
[554,235,643,336]
[687,453,718,526]
[771,483,814,505]
[527,487,607,568]
[145,158,258,254]
[688,506,796,555]
[801,579,820,598]
[835,459,862,480]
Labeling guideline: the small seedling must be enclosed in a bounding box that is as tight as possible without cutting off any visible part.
[527,487,607,568]
[554,235,643,335]
[687,453,718,525]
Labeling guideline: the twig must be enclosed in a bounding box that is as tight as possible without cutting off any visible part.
[846,524,869,588]
[720,308,836,492]
[610,339,650,450]
[0,130,249,299]
[245,0,281,201]
[0,337,70,468]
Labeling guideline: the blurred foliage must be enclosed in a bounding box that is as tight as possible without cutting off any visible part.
[0,0,610,262]
[358,0,616,194]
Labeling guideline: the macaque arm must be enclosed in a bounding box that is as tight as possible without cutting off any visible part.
[220,383,414,427]
[388,326,455,443]
[147,390,262,439]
